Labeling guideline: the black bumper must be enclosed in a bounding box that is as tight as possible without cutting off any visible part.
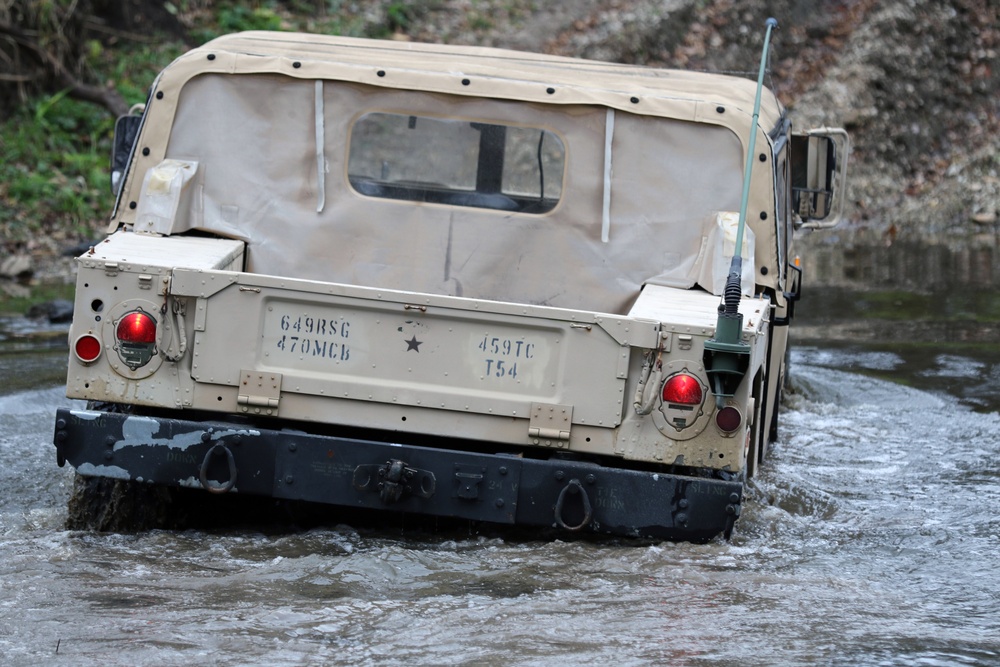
[53,408,742,542]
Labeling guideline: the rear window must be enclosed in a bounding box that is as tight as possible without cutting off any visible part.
[347,113,564,214]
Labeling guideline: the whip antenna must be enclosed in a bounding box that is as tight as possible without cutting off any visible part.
[729,16,777,316]
[703,17,778,402]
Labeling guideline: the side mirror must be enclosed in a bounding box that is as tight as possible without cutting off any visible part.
[790,127,850,229]
[111,111,143,195]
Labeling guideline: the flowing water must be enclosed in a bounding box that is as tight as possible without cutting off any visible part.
[1,237,999,666]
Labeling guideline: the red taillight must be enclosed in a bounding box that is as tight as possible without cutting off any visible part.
[662,373,703,405]
[74,334,102,363]
[114,309,158,370]
[116,311,156,344]
[716,406,743,433]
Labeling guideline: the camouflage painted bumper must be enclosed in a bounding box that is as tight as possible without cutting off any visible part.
[53,407,742,542]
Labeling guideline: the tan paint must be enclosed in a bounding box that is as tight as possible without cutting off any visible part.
[67,32,845,477]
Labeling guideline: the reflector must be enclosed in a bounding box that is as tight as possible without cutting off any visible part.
[716,406,743,433]
[662,373,703,405]
[74,334,102,363]
[117,311,157,344]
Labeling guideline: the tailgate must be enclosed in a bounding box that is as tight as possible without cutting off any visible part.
[170,269,660,432]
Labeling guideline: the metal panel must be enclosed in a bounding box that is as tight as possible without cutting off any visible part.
[179,271,637,429]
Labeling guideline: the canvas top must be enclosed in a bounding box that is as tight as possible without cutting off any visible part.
[114,31,790,313]
[173,31,785,131]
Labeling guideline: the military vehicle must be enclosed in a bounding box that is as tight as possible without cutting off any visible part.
[53,25,848,542]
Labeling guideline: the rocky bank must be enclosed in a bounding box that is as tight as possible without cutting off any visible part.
[405,0,1000,243]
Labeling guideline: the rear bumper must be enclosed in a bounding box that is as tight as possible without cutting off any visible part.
[53,408,742,542]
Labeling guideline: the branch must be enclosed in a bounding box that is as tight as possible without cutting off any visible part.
[83,17,158,45]
[0,20,128,116]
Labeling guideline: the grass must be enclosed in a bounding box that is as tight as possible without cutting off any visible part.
[0,40,185,249]
[0,2,447,316]
[0,2,450,259]
[1,95,113,243]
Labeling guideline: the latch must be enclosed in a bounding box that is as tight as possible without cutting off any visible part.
[237,370,281,413]
[528,402,573,443]
[454,464,485,500]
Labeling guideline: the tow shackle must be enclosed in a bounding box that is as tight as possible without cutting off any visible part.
[553,478,593,531]
[199,442,238,494]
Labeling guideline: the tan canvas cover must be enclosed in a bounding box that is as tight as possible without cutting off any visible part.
[117,32,786,313]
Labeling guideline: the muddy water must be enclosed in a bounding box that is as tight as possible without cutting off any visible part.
[2,237,999,666]
[794,233,1000,413]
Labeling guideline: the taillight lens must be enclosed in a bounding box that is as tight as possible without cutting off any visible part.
[716,406,743,433]
[116,311,157,343]
[662,373,703,405]
[115,309,157,370]
[74,334,102,364]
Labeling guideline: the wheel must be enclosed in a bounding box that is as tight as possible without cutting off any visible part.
[65,473,180,531]
[767,343,790,444]
[746,371,766,479]
[66,399,289,531]
[65,401,181,531]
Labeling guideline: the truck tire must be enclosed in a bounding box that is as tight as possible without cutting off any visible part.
[64,401,180,531]
[66,473,179,531]
[768,343,790,443]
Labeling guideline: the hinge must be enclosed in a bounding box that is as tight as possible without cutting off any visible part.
[237,370,281,413]
[528,402,573,444]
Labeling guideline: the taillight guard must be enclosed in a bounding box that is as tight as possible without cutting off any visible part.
[115,308,158,370]
[100,298,168,380]
[650,364,713,440]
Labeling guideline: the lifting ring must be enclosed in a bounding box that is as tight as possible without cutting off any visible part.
[554,478,593,531]
[199,443,237,494]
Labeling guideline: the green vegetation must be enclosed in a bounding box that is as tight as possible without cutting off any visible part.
[0,0,544,261]
[0,1,434,258]
[0,1,469,314]
[1,94,112,243]
[1,38,185,248]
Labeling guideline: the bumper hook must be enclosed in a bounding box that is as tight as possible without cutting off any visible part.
[554,478,593,531]
[199,443,238,494]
